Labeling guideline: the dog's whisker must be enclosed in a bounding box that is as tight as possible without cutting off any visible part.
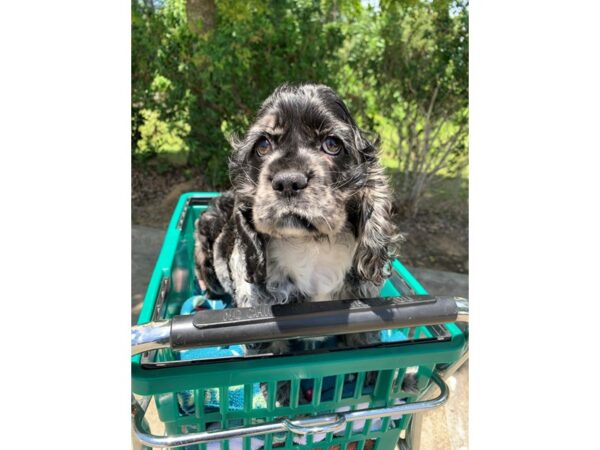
[319,214,334,233]
[328,163,368,191]
[239,167,258,186]
[330,174,362,191]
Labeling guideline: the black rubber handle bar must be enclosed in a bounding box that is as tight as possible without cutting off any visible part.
[168,296,468,351]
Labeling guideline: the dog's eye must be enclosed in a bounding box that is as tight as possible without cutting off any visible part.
[254,137,272,156]
[322,136,343,155]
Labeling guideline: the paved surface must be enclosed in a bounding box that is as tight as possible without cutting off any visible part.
[132,226,166,325]
[132,225,468,449]
[407,267,468,298]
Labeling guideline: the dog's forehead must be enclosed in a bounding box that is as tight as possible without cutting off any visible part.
[253,94,350,136]
[252,113,282,134]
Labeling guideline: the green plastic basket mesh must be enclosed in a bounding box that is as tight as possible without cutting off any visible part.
[132,193,466,450]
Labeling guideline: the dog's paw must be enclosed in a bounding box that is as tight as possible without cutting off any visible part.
[338,331,380,348]
[246,340,290,355]
[400,370,420,394]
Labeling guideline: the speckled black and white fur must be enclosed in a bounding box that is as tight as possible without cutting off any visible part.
[194,84,401,354]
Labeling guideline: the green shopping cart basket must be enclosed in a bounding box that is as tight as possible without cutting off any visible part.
[131,192,469,450]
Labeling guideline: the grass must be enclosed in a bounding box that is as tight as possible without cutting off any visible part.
[381,151,469,180]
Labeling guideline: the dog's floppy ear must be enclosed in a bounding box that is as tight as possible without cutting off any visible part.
[352,136,401,285]
[234,204,267,284]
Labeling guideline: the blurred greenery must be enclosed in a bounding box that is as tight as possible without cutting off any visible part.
[132,0,468,213]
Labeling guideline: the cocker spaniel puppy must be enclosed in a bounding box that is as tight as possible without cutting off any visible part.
[194,84,400,351]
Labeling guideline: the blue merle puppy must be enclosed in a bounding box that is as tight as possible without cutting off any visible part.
[194,84,400,356]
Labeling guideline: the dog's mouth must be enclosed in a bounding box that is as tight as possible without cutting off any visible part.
[254,201,343,238]
[275,213,318,233]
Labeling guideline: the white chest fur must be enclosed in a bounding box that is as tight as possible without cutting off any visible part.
[266,233,357,301]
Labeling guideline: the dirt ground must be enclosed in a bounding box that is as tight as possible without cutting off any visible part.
[396,208,468,274]
[132,165,468,274]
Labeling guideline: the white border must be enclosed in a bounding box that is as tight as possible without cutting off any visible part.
[1,1,131,448]
[471,1,600,448]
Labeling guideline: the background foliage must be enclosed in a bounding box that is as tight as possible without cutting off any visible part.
[132,0,468,215]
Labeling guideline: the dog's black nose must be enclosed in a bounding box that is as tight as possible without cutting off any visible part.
[272,171,308,195]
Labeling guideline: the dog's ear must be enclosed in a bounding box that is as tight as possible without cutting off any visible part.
[352,136,401,285]
[234,205,267,284]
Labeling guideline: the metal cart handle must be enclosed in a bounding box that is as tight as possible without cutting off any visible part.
[132,371,449,449]
[131,296,468,356]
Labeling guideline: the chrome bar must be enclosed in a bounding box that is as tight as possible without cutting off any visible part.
[455,297,469,323]
[131,396,152,450]
[132,373,448,448]
[284,415,347,435]
[437,349,469,380]
[131,320,171,356]
[398,348,468,449]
